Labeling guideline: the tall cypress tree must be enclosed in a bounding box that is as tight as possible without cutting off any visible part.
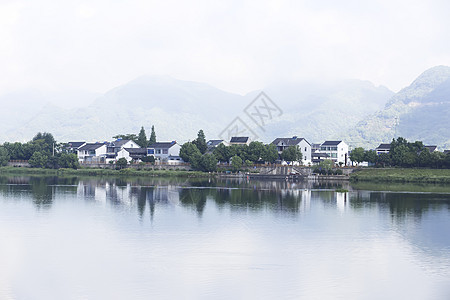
[137,126,148,148]
[149,125,156,145]
[193,129,207,154]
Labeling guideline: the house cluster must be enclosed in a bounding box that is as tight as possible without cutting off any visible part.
[69,139,182,164]
[68,136,351,165]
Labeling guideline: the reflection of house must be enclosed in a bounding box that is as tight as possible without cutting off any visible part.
[230,136,251,146]
[271,136,311,164]
[319,141,349,164]
[77,143,107,163]
[147,141,182,163]
[375,143,391,155]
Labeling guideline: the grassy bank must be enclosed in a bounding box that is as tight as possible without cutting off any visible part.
[0,166,211,178]
[350,168,450,183]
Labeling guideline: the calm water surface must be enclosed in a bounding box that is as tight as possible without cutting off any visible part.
[0,176,450,299]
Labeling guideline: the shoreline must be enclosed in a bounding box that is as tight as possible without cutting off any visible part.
[350,168,450,183]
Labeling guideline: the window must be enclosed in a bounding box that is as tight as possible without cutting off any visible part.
[305,147,307,151]
[156,149,161,154]
[147,149,154,154]
[331,153,337,158]
[163,149,168,154]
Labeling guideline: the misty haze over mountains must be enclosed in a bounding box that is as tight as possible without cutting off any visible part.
[2,66,449,149]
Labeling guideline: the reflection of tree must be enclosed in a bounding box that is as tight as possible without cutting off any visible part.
[179,189,207,217]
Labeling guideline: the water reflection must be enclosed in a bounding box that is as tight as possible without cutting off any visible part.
[1,175,450,299]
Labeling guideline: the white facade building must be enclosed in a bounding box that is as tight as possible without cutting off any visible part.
[147,141,182,163]
[319,141,349,165]
[271,136,312,165]
[77,143,107,163]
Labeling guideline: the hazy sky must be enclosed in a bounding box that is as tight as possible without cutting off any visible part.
[1,0,449,96]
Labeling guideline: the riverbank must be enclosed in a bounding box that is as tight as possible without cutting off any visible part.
[350,168,450,183]
[0,166,211,178]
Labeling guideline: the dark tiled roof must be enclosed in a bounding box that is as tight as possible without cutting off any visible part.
[312,152,330,158]
[78,143,105,151]
[424,146,437,152]
[230,137,249,143]
[207,140,224,147]
[376,143,391,150]
[148,141,177,149]
[111,139,133,147]
[124,148,146,154]
[67,142,85,148]
[321,141,343,146]
[271,137,310,146]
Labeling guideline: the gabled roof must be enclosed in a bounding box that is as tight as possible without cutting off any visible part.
[110,139,134,147]
[271,137,310,146]
[148,141,177,149]
[207,140,224,147]
[78,143,105,151]
[424,146,437,152]
[230,137,249,143]
[376,143,391,150]
[321,141,343,146]
[67,142,86,149]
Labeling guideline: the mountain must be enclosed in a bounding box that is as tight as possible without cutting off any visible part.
[347,66,450,149]
[0,76,393,144]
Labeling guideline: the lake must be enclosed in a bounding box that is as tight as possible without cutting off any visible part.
[1,175,450,299]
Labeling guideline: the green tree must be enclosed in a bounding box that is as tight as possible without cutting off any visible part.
[58,153,80,169]
[349,147,365,164]
[281,146,302,165]
[137,126,148,148]
[193,129,207,154]
[116,158,128,169]
[28,151,49,168]
[213,143,231,163]
[364,150,377,164]
[231,155,242,172]
[262,144,278,163]
[0,146,10,166]
[198,154,218,172]
[247,141,266,163]
[180,142,201,163]
[141,155,155,163]
[149,125,156,145]
[317,159,334,174]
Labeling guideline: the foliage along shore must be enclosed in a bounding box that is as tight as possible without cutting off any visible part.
[350,168,450,183]
[0,166,212,178]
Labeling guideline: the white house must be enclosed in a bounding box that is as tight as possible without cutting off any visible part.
[375,143,391,155]
[147,141,182,163]
[271,136,312,165]
[116,148,147,163]
[206,139,229,153]
[319,141,349,165]
[106,139,141,162]
[77,143,107,163]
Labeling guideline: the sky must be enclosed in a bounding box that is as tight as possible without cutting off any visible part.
[1,0,450,98]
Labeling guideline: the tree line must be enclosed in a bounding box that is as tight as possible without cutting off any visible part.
[179,130,303,172]
[0,132,79,169]
[350,137,450,168]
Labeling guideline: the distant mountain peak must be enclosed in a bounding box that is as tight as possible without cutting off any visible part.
[387,65,450,105]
